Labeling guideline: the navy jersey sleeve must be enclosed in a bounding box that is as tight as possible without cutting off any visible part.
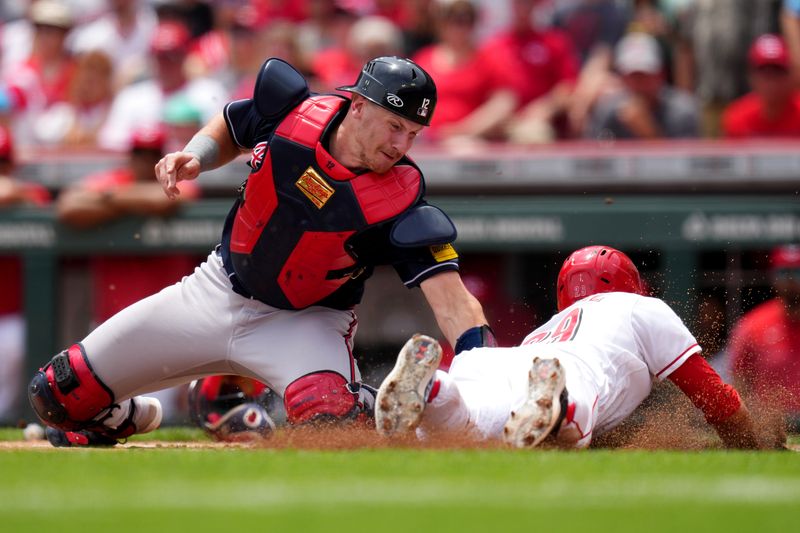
[223,97,297,149]
[392,243,460,287]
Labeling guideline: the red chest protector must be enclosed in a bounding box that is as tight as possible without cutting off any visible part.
[228,95,423,309]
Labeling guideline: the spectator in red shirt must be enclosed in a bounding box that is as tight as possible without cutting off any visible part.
[722,34,800,138]
[411,0,516,144]
[0,124,51,422]
[729,244,800,433]
[479,0,581,143]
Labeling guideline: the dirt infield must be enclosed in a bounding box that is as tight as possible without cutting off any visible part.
[2,424,797,452]
[0,426,503,451]
[3,383,794,451]
[0,440,242,450]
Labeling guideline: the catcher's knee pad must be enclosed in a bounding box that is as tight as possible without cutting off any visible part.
[284,371,359,425]
[28,344,115,431]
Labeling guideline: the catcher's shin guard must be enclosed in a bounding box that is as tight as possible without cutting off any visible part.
[283,371,363,425]
[28,343,115,431]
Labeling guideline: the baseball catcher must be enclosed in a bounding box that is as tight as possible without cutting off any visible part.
[29,56,495,446]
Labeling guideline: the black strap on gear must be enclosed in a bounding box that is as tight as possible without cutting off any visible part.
[325,264,366,280]
[345,382,376,421]
[89,402,136,441]
[51,351,80,395]
[236,179,248,204]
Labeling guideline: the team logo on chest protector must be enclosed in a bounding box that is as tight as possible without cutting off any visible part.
[295,166,335,208]
[250,141,268,171]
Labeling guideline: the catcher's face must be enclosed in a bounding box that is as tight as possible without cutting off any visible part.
[350,96,423,174]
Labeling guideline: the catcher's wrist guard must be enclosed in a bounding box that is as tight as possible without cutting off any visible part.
[454,324,497,355]
[183,134,219,172]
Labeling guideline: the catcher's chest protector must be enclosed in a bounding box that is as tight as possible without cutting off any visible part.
[229,95,422,309]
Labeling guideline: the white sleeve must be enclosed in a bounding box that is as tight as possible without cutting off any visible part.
[630,296,701,380]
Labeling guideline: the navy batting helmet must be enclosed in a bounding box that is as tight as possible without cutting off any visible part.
[188,376,284,441]
[337,56,437,126]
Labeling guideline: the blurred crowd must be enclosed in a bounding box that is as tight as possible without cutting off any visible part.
[1,0,800,152]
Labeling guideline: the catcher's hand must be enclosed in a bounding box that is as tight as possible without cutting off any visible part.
[154,152,201,199]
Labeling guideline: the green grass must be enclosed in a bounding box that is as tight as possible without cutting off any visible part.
[1,428,798,533]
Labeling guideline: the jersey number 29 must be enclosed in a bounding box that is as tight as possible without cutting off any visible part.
[523,308,583,345]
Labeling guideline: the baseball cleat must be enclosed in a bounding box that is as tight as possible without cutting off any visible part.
[375,334,442,437]
[503,357,566,449]
[44,396,163,448]
[45,427,118,447]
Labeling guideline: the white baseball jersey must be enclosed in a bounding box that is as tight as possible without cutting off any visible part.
[425,292,701,447]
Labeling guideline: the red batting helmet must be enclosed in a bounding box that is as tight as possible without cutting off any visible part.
[556,245,645,311]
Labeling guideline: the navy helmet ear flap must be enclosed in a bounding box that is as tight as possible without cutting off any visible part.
[253,58,309,119]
